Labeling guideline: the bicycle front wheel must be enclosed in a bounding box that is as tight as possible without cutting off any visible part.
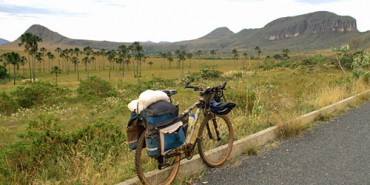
[198,114,234,167]
[135,132,180,185]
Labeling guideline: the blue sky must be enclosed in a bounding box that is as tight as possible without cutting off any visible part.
[0,0,368,42]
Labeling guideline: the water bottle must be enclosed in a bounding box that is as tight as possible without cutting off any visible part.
[188,113,195,127]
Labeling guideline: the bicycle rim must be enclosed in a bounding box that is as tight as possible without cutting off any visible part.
[135,132,180,185]
[198,114,234,167]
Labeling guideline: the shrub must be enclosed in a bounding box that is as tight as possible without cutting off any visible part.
[200,64,223,79]
[121,77,176,96]
[0,65,7,79]
[0,115,126,184]
[0,92,19,116]
[11,81,70,108]
[77,76,117,99]
[181,72,200,83]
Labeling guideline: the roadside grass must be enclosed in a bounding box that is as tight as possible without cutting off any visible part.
[0,57,369,184]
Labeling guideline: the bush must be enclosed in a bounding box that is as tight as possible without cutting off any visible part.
[0,115,126,184]
[121,77,176,96]
[200,64,223,79]
[11,81,70,108]
[0,92,19,116]
[0,65,7,79]
[77,76,117,99]
[181,72,200,83]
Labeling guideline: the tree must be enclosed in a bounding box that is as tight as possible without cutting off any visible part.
[71,56,80,81]
[55,47,62,68]
[46,51,55,73]
[1,52,23,85]
[131,42,145,77]
[243,52,248,69]
[106,50,116,80]
[39,47,47,73]
[210,50,216,59]
[186,52,193,68]
[18,32,42,82]
[159,52,167,69]
[175,50,186,70]
[83,46,93,73]
[255,46,262,66]
[196,50,202,58]
[232,49,239,67]
[166,52,174,69]
[35,52,44,73]
[282,48,290,58]
[117,44,129,79]
[148,61,154,69]
[50,66,62,84]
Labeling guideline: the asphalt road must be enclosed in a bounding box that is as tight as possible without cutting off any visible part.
[193,101,370,185]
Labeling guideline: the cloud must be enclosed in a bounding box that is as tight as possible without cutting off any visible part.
[0,1,83,17]
[0,4,51,14]
[296,0,346,4]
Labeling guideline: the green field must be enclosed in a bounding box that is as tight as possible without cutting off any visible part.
[1,51,369,184]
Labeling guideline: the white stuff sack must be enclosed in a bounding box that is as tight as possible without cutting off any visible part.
[127,90,170,113]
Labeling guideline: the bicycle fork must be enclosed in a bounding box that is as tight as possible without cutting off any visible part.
[206,116,221,141]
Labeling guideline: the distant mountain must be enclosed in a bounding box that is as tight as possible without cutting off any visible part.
[1,11,369,53]
[0,38,9,45]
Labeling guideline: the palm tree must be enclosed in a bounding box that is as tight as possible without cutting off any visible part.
[50,66,62,85]
[175,50,186,73]
[55,47,62,68]
[255,46,262,66]
[47,51,55,72]
[166,52,174,69]
[18,32,42,82]
[131,42,144,77]
[35,52,43,74]
[1,52,23,85]
[196,50,202,58]
[40,47,47,73]
[232,49,239,67]
[186,52,193,68]
[106,50,116,80]
[282,48,290,58]
[159,52,167,69]
[71,56,80,81]
[148,61,154,69]
[99,48,106,70]
[210,50,216,59]
[83,47,93,73]
[117,44,129,79]
[242,52,250,69]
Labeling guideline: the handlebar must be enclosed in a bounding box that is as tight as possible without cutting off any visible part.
[185,82,227,92]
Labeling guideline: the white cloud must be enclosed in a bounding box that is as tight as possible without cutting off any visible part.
[0,0,369,42]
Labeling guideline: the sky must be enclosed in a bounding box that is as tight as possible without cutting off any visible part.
[0,0,369,43]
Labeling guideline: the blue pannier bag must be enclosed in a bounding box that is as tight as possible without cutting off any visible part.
[126,112,145,150]
[141,100,179,128]
[159,121,185,155]
[145,133,159,156]
[141,100,181,156]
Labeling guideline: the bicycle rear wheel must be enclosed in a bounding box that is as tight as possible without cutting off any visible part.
[135,132,180,185]
[198,114,233,167]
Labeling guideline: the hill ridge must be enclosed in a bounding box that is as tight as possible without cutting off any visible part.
[2,11,369,52]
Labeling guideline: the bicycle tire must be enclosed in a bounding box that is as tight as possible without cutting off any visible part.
[135,132,180,185]
[198,114,234,167]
